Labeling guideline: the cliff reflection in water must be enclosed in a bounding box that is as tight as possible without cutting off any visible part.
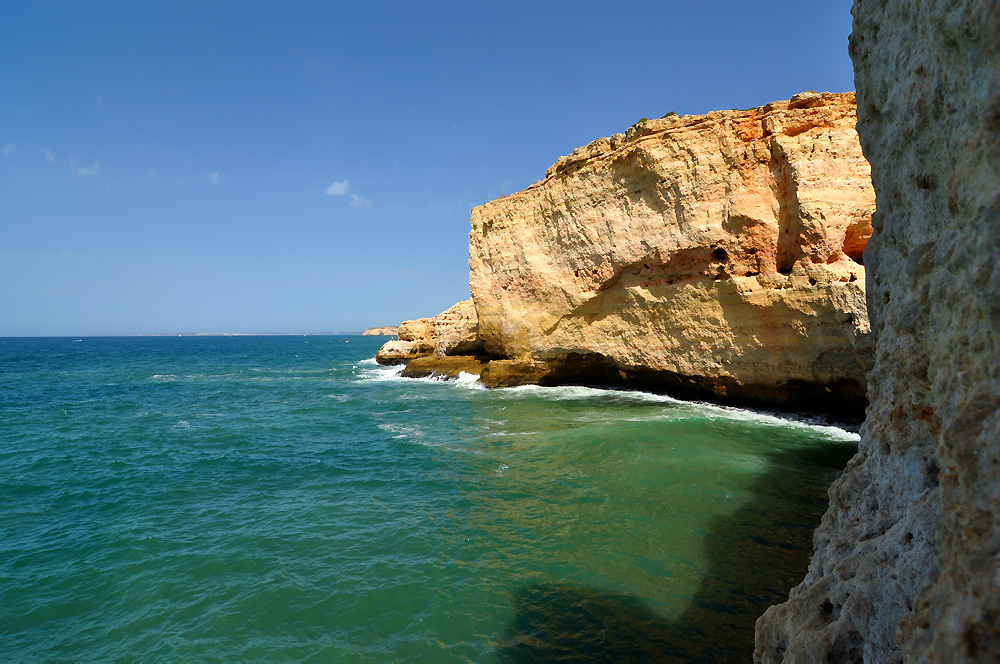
[495,442,857,663]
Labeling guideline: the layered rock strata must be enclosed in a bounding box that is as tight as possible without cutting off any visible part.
[362,326,398,336]
[756,1,1000,661]
[470,92,875,411]
[375,299,485,367]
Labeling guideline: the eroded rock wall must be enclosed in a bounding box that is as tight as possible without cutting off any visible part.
[470,92,875,410]
[375,299,482,365]
[756,1,1000,661]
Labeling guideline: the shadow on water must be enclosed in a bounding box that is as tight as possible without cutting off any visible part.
[494,442,858,663]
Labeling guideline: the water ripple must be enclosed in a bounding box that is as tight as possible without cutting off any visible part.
[0,336,858,661]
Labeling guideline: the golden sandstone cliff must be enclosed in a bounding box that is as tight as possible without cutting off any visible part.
[468,91,875,411]
[380,93,875,412]
[375,299,491,378]
[756,1,1000,661]
[374,14,1000,656]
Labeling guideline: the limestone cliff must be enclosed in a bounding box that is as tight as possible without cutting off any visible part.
[470,92,875,411]
[375,299,483,366]
[756,1,1000,661]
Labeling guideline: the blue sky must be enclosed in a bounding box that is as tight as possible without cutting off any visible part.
[1,1,855,335]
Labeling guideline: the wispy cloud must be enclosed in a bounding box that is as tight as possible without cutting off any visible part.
[326,180,349,195]
[2,144,14,155]
[77,162,99,176]
[43,149,56,162]
[207,172,219,184]
[350,194,372,208]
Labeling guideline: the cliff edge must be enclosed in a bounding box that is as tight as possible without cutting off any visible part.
[756,1,1000,661]
[470,92,875,412]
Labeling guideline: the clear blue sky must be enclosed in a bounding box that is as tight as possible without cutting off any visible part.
[1,1,855,336]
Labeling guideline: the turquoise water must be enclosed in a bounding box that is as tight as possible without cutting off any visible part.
[0,336,858,662]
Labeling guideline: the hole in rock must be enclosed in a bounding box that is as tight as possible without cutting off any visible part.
[808,277,817,286]
[842,219,871,265]
[778,266,793,276]
[710,248,728,262]
[927,458,940,487]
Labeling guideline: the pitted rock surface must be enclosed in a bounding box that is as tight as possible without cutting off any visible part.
[469,92,875,411]
[375,299,482,365]
[756,1,1000,661]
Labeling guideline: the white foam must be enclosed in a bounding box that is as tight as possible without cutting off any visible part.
[453,371,486,389]
[353,356,858,440]
[493,385,857,440]
[636,402,861,442]
[356,363,406,382]
[496,383,681,404]
[377,422,420,439]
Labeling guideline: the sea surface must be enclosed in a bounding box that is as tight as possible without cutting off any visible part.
[0,336,859,662]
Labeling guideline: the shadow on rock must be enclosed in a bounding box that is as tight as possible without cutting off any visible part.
[494,442,858,663]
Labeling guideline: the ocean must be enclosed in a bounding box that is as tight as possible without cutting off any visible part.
[0,336,858,662]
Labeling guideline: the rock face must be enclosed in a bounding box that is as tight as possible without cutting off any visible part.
[375,299,483,365]
[470,92,875,411]
[362,326,398,336]
[400,355,490,380]
[755,2,1000,662]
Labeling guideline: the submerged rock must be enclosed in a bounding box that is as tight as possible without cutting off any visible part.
[469,92,875,413]
[756,1,1000,661]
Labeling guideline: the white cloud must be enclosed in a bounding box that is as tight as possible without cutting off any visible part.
[207,172,219,184]
[2,144,14,155]
[326,180,349,195]
[77,162,99,176]
[43,149,56,162]
[350,194,372,208]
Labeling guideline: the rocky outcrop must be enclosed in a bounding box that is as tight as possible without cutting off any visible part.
[470,92,875,412]
[755,2,1000,662]
[362,326,398,336]
[400,355,490,380]
[375,299,483,365]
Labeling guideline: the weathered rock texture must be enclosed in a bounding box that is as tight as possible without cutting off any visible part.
[375,299,483,365]
[470,92,875,411]
[362,326,398,336]
[756,2,1000,662]
[400,355,489,380]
